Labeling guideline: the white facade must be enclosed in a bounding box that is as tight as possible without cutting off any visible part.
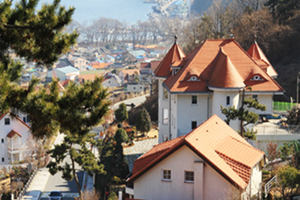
[133,145,261,200]
[0,113,34,165]
[158,80,274,143]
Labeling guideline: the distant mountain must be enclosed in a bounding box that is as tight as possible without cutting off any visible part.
[191,0,214,15]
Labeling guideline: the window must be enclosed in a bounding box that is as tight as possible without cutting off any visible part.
[163,109,169,125]
[2,158,4,162]
[163,87,168,100]
[191,121,197,130]
[26,116,30,123]
[226,96,230,106]
[192,95,197,104]
[23,117,26,122]
[188,76,200,81]
[4,118,10,125]
[1,139,3,143]
[162,170,171,181]
[185,171,194,182]
[251,75,264,81]
[253,95,258,101]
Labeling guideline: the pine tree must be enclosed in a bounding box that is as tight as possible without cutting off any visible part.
[114,103,128,123]
[221,94,266,139]
[0,0,78,115]
[136,108,151,136]
[47,77,110,199]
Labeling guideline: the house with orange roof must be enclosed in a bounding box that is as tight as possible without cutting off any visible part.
[0,112,36,165]
[155,38,284,143]
[126,115,265,200]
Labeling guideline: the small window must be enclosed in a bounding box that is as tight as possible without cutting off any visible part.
[162,170,171,181]
[185,171,194,182]
[251,75,264,81]
[23,117,26,122]
[163,87,168,100]
[192,95,197,104]
[226,96,230,106]
[191,121,197,130]
[163,109,169,125]
[253,95,258,101]
[133,87,136,90]
[4,118,10,125]
[1,139,3,143]
[188,76,200,81]
[140,87,142,89]
[2,158,4,162]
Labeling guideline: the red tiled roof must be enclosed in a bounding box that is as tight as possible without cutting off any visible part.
[150,61,160,71]
[154,43,185,77]
[247,41,278,77]
[208,47,245,88]
[7,130,22,138]
[163,39,283,93]
[128,115,265,190]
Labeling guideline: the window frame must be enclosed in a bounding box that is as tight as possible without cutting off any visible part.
[226,96,230,106]
[162,109,169,125]
[163,87,168,100]
[184,171,194,183]
[191,121,197,130]
[192,95,197,105]
[162,169,172,181]
[4,118,10,125]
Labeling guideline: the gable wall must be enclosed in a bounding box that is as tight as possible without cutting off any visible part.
[0,115,31,164]
[134,145,239,200]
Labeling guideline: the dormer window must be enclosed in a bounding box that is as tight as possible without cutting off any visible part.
[251,75,264,81]
[188,76,200,81]
[172,68,180,76]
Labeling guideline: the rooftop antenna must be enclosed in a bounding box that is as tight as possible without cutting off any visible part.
[174,35,178,44]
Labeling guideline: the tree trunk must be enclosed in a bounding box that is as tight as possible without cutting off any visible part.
[71,157,82,199]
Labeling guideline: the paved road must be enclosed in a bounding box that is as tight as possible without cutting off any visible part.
[112,94,150,111]
[40,139,83,200]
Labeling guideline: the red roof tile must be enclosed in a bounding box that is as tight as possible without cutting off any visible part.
[208,47,245,88]
[154,43,185,77]
[163,39,283,93]
[7,130,22,138]
[247,41,278,77]
[128,115,265,190]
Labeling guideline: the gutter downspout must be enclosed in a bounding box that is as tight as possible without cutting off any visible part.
[207,93,211,119]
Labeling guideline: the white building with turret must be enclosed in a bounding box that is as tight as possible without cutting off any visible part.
[155,38,283,143]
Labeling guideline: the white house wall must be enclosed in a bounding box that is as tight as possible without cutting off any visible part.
[212,90,240,131]
[176,94,209,136]
[134,145,239,200]
[158,80,170,143]
[0,115,31,164]
[245,94,273,115]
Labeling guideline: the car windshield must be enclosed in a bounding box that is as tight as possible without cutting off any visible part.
[49,192,61,196]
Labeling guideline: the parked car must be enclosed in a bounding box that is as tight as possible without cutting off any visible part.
[48,190,63,200]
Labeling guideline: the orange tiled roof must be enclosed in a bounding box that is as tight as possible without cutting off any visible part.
[128,115,265,190]
[78,73,103,82]
[247,41,278,77]
[7,130,22,138]
[150,61,160,71]
[154,43,185,77]
[163,39,283,93]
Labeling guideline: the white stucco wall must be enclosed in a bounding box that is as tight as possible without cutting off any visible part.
[176,94,210,136]
[0,114,32,164]
[158,79,170,143]
[245,94,273,115]
[134,146,239,200]
[211,90,240,131]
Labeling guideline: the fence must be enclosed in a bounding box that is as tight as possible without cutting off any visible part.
[273,101,297,111]
[17,166,38,200]
[254,124,300,135]
[265,175,277,198]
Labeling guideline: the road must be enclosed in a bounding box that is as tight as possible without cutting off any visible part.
[40,134,83,200]
[112,94,150,111]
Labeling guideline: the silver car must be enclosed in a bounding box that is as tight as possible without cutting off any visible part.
[48,190,62,200]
